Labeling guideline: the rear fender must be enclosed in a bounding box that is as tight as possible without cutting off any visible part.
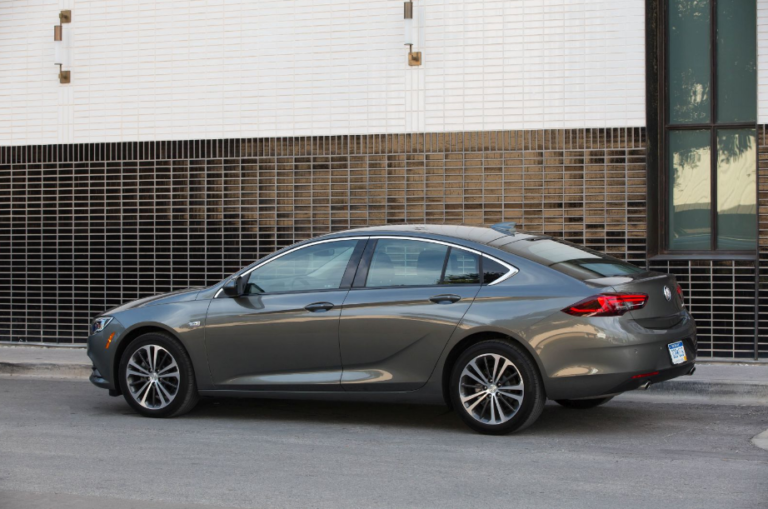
[427,275,591,402]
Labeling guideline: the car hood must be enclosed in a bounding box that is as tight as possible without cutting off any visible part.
[101,287,204,315]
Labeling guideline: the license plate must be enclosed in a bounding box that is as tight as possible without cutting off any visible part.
[668,341,687,365]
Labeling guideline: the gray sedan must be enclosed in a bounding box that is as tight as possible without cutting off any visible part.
[87,224,696,434]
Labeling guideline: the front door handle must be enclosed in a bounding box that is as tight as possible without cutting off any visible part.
[305,302,335,312]
[429,294,462,304]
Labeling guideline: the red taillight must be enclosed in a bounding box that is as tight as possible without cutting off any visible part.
[563,293,648,317]
[676,284,684,306]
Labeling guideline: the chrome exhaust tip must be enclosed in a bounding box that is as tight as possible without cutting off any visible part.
[687,366,696,376]
[638,381,652,390]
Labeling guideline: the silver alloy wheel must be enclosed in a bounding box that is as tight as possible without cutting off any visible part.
[125,344,180,410]
[459,353,524,425]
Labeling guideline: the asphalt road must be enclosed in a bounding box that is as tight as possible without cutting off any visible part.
[0,378,766,509]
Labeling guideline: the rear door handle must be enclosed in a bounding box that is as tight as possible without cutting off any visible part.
[429,294,462,304]
[305,302,335,312]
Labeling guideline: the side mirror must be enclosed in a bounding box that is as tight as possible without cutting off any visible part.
[221,276,245,297]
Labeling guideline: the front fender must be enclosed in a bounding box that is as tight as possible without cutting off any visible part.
[87,299,214,392]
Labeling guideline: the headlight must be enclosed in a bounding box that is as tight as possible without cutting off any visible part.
[91,317,113,334]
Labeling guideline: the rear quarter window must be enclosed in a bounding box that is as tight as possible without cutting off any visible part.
[482,257,509,284]
[498,237,644,281]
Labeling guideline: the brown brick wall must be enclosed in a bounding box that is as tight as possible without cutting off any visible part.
[0,126,737,348]
[758,125,768,358]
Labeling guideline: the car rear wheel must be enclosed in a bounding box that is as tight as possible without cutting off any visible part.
[118,332,199,418]
[555,396,614,409]
[450,339,545,435]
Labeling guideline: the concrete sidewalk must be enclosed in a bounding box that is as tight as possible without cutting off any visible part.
[1,344,767,405]
[627,362,768,405]
[0,345,91,379]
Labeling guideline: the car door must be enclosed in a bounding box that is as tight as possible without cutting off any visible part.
[338,237,482,391]
[204,238,366,390]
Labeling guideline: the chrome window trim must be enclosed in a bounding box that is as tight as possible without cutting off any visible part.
[214,234,519,297]
[482,255,518,285]
[370,236,483,255]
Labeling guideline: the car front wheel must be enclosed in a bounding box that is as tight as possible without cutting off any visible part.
[450,339,545,435]
[118,332,199,418]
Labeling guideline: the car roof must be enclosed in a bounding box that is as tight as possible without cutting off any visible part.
[329,224,540,248]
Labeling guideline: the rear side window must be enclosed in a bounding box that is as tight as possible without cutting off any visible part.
[364,239,483,288]
[442,248,480,284]
[366,239,448,287]
[498,238,644,281]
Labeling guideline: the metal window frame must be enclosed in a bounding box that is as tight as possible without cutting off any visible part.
[659,0,759,255]
[651,0,762,360]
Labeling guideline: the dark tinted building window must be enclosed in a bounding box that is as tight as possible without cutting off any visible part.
[665,0,757,251]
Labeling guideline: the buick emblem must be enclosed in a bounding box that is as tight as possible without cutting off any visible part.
[663,286,672,302]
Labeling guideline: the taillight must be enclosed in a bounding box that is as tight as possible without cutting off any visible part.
[563,293,648,317]
[676,284,685,307]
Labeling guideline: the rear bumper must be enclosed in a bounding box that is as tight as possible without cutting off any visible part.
[531,307,698,400]
[545,359,696,401]
[603,361,696,394]
[543,330,697,401]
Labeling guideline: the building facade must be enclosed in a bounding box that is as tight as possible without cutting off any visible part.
[0,0,765,360]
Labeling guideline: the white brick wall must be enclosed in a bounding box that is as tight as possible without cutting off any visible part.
[759,0,768,122]
[0,0,646,146]
[0,0,61,145]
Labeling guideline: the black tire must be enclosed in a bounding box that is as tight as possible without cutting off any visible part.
[555,396,614,409]
[449,339,545,435]
[118,332,199,418]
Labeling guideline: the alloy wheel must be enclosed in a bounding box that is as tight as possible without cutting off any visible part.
[125,344,180,410]
[459,353,525,425]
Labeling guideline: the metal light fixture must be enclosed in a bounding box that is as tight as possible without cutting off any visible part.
[404,1,422,66]
[53,10,71,84]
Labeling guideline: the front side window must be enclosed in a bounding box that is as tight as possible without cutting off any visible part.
[665,0,757,251]
[244,240,359,294]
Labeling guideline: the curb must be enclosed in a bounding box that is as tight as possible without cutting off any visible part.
[0,361,91,379]
[1,353,767,406]
[620,378,768,406]
[0,342,86,349]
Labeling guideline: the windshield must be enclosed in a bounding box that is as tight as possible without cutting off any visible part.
[498,237,644,280]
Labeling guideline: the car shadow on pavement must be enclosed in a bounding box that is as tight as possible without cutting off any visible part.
[186,397,465,432]
[161,396,664,436]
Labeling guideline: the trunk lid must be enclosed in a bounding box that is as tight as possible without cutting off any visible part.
[601,272,685,327]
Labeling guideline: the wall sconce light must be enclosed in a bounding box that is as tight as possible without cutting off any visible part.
[53,10,71,84]
[404,1,422,66]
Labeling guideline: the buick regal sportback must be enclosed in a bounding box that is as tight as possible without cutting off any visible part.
[88,224,696,434]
